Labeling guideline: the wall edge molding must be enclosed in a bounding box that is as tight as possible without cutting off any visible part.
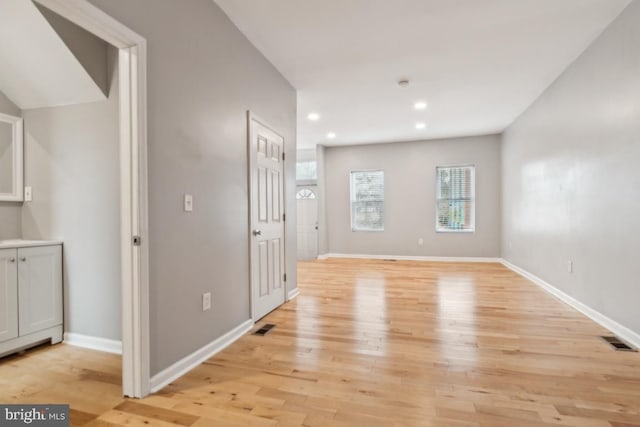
[63,332,122,355]
[501,259,640,349]
[149,319,254,393]
[287,288,300,301]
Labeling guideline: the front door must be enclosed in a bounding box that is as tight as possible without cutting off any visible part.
[296,187,318,260]
[248,113,286,321]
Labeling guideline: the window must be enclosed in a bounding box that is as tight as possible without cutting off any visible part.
[436,165,475,232]
[296,188,316,199]
[350,170,384,231]
[296,161,317,181]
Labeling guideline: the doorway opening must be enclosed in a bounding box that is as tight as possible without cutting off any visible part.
[35,0,150,398]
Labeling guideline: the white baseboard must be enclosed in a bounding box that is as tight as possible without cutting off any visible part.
[287,288,300,301]
[150,319,253,393]
[500,259,640,349]
[63,332,122,355]
[318,253,502,263]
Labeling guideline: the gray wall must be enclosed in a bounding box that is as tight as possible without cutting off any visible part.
[502,2,640,335]
[324,135,501,257]
[0,91,20,117]
[88,0,297,375]
[21,48,121,340]
[36,4,109,97]
[316,145,329,255]
[0,91,22,240]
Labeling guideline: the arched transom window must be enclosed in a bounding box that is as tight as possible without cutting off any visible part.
[296,188,316,199]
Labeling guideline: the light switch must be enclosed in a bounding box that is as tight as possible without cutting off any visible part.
[24,186,32,202]
[184,194,193,212]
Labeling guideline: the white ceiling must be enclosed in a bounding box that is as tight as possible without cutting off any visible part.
[215,0,630,148]
[0,0,106,110]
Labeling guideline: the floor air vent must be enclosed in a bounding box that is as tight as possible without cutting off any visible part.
[383,259,397,262]
[601,336,637,352]
[254,324,276,336]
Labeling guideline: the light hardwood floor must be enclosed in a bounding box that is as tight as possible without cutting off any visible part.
[1,259,639,426]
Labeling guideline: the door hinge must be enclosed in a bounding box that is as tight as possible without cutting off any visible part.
[283,213,286,221]
[283,273,287,282]
[132,235,142,246]
[282,152,285,161]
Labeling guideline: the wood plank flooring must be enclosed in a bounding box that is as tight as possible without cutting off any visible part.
[1,259,639,426]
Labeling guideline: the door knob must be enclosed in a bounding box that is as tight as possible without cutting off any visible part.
[252,229,262,236]
[20,257,26,262]
[9,258,15,263]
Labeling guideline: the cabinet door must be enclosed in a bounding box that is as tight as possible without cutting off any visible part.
[0,249,18,343]
[18,245,62,336]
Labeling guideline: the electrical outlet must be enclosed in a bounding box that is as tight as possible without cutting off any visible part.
[24,186,32,202]
[417,238,424,246]
[202,292,211,311]
[184,194,193,212]
[567,260,573,273]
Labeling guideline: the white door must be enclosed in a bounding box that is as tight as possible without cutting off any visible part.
[248,113,286,321]
[17,245,63,336]
[296,187,318,260]
[0,249,18,343]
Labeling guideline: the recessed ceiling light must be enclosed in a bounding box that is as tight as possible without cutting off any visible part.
[415,122,427,130]
[327,132,336,139]
[414,101,428,110]
[398,79,410,88]
[307,112,320,121]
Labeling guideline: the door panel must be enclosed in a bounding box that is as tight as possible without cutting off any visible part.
[18,245,63,336]
[258,168,268,223]
[271,170,281,221]
[0,249,18,343]
[258,241,268,297]
[249,114,286,320]
[296,186,318,261]
[272,239,281,290]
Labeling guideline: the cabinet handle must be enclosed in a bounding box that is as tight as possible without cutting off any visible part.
[9,258,15,263]
[20,257,26,262]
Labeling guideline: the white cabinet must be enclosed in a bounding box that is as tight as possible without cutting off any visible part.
[0,242,63,357]
[0,249,19,343]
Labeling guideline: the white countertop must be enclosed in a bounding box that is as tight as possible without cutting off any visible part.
[0,239,63,249]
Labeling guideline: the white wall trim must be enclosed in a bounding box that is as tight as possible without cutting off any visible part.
[149,319,253,393]
[287,288,300,301]
[501,259,640,349]
[318,253,502,263]
[64,333,123,355]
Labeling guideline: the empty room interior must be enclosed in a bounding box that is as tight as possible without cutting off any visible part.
[0,0,639,426]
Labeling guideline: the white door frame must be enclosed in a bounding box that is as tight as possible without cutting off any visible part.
[247,111,288,321]
[34,0,150,398]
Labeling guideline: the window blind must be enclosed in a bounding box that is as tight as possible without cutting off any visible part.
[350,170,384,231]
[436,165,475,232]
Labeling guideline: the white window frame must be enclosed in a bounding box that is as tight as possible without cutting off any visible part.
[435,164,476,233]
[350,169,385,232]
